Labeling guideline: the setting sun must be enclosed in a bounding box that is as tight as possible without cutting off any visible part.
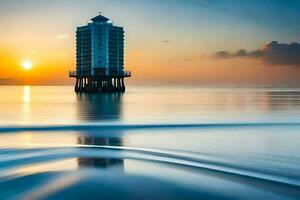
[22,61,32,70]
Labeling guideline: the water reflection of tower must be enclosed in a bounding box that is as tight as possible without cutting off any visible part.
[76,93,123,122]
[77,137,124,170]
[76,93,124,170]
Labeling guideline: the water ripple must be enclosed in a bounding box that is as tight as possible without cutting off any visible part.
[0,122,300,133]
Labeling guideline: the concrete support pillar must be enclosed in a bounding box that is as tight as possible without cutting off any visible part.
[121,78,125,92]
[114,78,117,88]
[118,78,121,89]
[74,76,127,93]
[80,78,83,92]
[75,78,79,92]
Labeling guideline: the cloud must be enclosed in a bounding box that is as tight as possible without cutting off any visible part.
[162,40,172,43]
[214,41,300,66]
[183,58,194,62]
[215,51,230,59]
[56,34,70,40]
[0,76,12,81]
[215,49,248,59]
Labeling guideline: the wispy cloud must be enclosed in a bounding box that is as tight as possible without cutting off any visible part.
[0,76,12,80]
[56,34,70,40]
[162,40,172,44]
[214,41,300,66]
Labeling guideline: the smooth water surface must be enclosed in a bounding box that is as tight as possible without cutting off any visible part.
[0,86,300,199]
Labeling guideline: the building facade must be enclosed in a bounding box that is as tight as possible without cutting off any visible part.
[70,14,130,93]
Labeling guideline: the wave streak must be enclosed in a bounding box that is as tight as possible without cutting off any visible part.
[1,122,300,133]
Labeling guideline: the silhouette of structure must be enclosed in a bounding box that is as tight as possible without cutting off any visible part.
[69,14,131,93]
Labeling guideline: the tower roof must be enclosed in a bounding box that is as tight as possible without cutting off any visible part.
[91,14,110,22]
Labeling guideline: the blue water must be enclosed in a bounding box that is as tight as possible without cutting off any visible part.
[0,86,300,199]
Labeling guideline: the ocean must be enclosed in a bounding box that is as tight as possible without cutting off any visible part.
[0,86,299,199]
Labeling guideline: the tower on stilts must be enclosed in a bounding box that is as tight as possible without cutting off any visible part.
[69,14,131,93]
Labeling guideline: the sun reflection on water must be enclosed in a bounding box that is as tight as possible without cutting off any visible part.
[22,86,31,123]
[23,86,31,103]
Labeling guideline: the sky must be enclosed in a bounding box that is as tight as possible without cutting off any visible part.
[0,0,300,86]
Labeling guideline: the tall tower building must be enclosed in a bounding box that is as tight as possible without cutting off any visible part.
[70,14,131,93]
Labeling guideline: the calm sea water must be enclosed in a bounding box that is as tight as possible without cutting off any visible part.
[0,86,300,199]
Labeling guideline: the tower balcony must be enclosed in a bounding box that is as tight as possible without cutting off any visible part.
[69,69,131,78]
